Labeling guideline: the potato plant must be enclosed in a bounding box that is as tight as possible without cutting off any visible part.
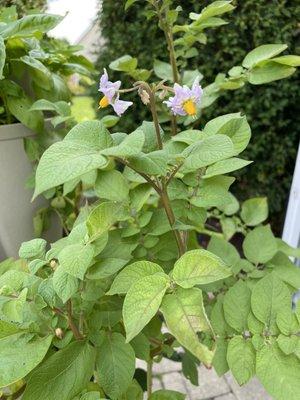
[1,1,300,399]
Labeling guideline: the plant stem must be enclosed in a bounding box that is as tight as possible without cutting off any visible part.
[147,359,153,398]
[66,300,83,340]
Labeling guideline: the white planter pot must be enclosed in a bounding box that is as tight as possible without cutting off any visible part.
[0,122,61,260]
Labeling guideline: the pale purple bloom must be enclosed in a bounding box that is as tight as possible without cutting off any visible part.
[112,95,133,117]
[98,69,132,116]
[164,77,203,116]
[98,68,121,101]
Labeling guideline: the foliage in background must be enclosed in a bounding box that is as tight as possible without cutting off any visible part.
[0,0,47,16]
[0,6,95,235]
[95,0,300,229]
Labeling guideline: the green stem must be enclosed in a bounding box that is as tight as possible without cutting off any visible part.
[147,359,153,398]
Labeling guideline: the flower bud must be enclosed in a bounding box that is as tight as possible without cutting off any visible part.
[138,88,150,105]
[55,328,64,339]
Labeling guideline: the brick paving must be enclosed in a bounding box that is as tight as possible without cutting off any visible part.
[139,359,273,399]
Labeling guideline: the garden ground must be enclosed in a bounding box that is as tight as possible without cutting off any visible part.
[138,359,272,400]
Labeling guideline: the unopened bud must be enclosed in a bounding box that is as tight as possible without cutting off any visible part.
[50,260,57,270]
[55,328,64,339]
[138,88,150,105]
[159,88,168,100]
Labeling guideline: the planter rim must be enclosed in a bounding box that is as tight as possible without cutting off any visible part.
[0,122,36,142]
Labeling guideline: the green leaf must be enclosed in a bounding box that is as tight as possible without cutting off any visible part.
[223,280,251,332]
[204,157,252,178]
[242,44,288,68]
[227,337,255,385]
[123,274,170,342]
[0,36,5,79]
[19,55,52,89]
[101,130,144,158]
[95,170,129,201]
[172,249,231,289]
[95,332,135,400]
[191,175,235,208]
[129,151,168,176]
[207,236,240,268]
[34,141,106,198]
[243,225,277,264]
[87,202,128,242]
[0,333,52,387]
[125,0,139,11]
[272,55,300,67]
[7,96,43,133]
[182,351,199,385]
[149,390,185,400]
[19,238,47,260]
[240,197,268,226]
[109,55,137,72]
[256,343,300,400]
[161,287,214,366]
[119,379,143,400]
[1,14,63,38]
[213,338,229,376]
[58,243,94,280]
[183,135,234,171]
[153,60,173,81]
[87,258,128,280]
[65,120,112,148]
[107,261,163,295]
[53,266,79,303]
[251,273,291,334]
[23,341,95,400]
[191,1,235,22]
[130,332,150,361]
[248,61,296,85]
[203,113,251,155]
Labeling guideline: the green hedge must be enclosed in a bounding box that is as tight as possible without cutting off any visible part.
[0,0,47,16]
[95,0,300,229]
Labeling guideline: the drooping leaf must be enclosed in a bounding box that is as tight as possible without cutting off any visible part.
[172,249,231,289]
[0,333,52,387]
[251,273,291,334]
[223,280,251,332]
[161,287,214,366]
[95,332,135,400]
[101,130,144,158]
[23,341,95,400]
[248,61,296,85]
[123,274,170,342]
[227,336,255,385]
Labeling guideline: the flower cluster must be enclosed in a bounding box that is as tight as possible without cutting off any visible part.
[98,69,133,116]
[164,77,203,117]
[98,70,203,117]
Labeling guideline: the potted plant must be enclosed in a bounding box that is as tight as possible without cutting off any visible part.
[0,6,94,259]
[1,1,300,399]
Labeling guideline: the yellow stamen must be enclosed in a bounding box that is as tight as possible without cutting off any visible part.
[99,96,109,108]
[183,99,197,116]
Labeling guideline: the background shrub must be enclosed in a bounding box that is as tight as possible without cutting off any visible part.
[98,0,299,231]
[0,0,47,15]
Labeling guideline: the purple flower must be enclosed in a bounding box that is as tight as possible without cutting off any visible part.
[164,77,203,116]
[112,95,133,117]
[98,69,132,116]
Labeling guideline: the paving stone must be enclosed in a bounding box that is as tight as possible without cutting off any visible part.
[185,366,230,399]
[214,394,237,400]
[225,374,273,400]
[153,377,163,391]
[152,358,181,374]
[161,371,188,394]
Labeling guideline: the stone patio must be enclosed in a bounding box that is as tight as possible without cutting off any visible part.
[139,358,273,399]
